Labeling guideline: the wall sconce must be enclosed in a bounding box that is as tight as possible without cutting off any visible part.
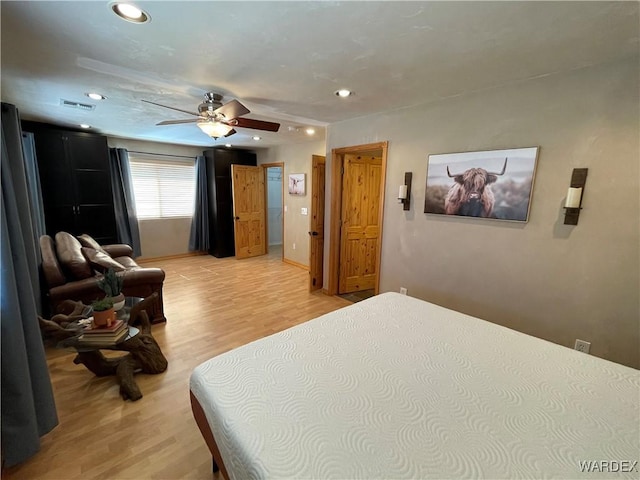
[398,172,412,211]
[563,168,588,225]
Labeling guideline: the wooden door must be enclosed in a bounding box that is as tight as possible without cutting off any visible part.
[309,155,325,291]
[339,154,382,293]
[231,165,266,259]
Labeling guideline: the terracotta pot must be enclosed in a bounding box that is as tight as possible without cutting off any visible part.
[110,293,126,312]
[93,308,115,328]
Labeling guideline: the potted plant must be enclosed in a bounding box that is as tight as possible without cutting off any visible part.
[98,268,125,311]
[91,297,114,328]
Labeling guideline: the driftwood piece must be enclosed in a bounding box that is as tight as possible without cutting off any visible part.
[73,350,121,376]
[127,293,160,329]
[39,293,168,401]
[111,309,168,400]
[38,300,88,338]
[38,316,79,342]
[56,299,86,316]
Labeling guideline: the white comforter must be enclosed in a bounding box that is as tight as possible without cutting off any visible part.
[190,292,639,479]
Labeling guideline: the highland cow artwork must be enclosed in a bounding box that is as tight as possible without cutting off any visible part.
[424,147,539,222]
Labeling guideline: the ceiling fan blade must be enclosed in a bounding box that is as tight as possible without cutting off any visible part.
[224,129,237,138]
[214,99,250,120]
[234,117,280,132]
[157,119,200,126]
[142,99,200,117]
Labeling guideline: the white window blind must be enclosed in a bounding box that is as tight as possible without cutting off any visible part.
[129,155,196,219]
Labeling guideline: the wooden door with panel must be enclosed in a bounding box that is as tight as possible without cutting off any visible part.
[231,164,266,259]
[339,153,382,294]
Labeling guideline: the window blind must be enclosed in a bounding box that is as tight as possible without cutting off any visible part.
[129,155,196,219]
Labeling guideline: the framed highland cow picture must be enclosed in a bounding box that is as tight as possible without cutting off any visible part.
[424,147,539,222]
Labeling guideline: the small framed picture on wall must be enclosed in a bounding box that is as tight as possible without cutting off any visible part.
[288,173,306,195]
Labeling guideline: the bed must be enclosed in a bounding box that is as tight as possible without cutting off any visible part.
[190,292,639,479]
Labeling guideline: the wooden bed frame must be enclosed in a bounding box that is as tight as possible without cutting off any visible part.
[190,391,230,479]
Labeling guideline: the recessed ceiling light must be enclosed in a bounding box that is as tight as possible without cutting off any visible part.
[86,92,106,101]
[225,143,232,148]
[335,89,353,98]
[79,124,91,129]
[305,128,315,135]
[111,3,150,23]
[252,136,261,141]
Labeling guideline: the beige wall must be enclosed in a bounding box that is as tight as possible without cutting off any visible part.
[259,140,327,267]
[107,137,202,258]
[325,58,639,368]
[137,218,193,258]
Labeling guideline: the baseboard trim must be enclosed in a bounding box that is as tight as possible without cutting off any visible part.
[137,251,207,263]
[283,258,309,271]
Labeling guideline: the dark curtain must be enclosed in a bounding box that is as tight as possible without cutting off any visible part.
[21,132,46,241]
[188,155,210,251]
[1,103,58,467]
[108,148,142,257]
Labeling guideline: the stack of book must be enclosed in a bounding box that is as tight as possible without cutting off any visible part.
[78,319,128,345]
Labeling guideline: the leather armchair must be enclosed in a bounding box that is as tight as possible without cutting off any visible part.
[39,233,166,323]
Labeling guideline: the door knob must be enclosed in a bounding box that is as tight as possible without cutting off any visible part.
[234,216,240,220]
[311,231,318,236]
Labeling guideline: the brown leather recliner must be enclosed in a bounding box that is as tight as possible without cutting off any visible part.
[39,232,166,323]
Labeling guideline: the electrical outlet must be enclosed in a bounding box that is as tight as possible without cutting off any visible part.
[400,287,407,295]
[574,339,591,354]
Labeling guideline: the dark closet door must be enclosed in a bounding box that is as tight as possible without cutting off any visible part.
[34,131,78,235]
[32,127,118,244]
[66,134,117,244]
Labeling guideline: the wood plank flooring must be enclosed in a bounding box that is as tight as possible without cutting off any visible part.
[5,249,351,480]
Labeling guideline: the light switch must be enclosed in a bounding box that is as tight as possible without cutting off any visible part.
[301,207,308,215]
[284,205,288,213]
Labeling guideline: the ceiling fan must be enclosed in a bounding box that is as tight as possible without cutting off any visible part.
[142,92,280,139]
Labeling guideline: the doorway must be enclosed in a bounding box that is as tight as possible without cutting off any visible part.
[263,163,284,259]
[328,142,388,296]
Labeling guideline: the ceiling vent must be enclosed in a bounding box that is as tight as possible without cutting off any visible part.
[60,99,95,111]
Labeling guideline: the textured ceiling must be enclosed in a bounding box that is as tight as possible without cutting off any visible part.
[1,1,638,148]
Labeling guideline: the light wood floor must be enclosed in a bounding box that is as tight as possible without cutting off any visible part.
[5,249,351,480]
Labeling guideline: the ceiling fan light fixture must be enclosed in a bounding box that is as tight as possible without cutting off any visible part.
[335,89,353,98]
[197,120,233,138]
[86,92,106,101]
[111,3,150,23]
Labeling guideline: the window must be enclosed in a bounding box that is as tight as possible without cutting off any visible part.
[129,155,196,219]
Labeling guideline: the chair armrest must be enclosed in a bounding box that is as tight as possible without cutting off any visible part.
[122,268,165,285]
[103,244,134,258]
[49,277,104,307]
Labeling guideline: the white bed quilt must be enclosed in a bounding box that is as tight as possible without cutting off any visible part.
[190,292,639,479]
